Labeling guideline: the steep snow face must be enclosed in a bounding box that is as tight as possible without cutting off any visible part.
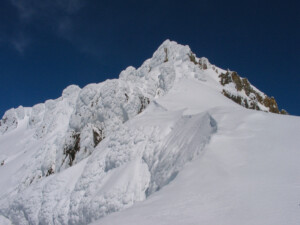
[96,109,300,225]
[0,40,212,176]
[0,40,295,225]
[0,104,218,225]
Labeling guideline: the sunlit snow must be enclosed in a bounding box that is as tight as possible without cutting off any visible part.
[0,40,299,225]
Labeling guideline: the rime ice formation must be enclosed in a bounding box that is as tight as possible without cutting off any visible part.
[0,40,298,225]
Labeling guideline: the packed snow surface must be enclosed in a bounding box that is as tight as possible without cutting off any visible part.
[0,40,299,225]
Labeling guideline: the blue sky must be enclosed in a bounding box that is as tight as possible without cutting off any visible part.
[0,0,299,116]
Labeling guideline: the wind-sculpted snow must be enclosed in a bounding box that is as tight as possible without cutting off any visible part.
[0,40,292,225]
[0,106,26,134]
[0,104,217,224]
[145,112,217,195]
[0,40,210,176]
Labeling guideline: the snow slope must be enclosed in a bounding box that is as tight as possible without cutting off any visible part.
[96,102,300,225]
[0,40,299,225]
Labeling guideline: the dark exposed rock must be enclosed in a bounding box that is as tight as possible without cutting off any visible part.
[199,58,208,70]
[243,99,249,108]
[46,167,54,176]
[242,78,251,96]
[219,71,284,114]
[93,128,104,147]
[164,48,168,62]
[187,52,209,70]
[2,117,7,124]
[125,93,129,102]
[231,72,243,91]
[263,96,279,114]
[249,101,260,111]
[222,90,242,105]
[219,71,232,86]
[138,96,150,114]
[188,53,198,65]
[64,132,81,166]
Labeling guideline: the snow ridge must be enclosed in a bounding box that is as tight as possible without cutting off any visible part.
[0,40,290,225]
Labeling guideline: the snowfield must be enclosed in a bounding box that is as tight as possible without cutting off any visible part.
[0,40,299,225]
[96,108,300,225]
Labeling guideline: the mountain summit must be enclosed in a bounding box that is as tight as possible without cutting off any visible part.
[0,40,299,225]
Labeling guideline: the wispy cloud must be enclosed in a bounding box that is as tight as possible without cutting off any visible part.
[6,0,84,53]
[10,0,83,19]
[10,0,35,20]
[11,33,30,54]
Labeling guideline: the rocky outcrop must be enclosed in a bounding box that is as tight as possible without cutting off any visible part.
[219,71,287,114]
[188,52,210,70]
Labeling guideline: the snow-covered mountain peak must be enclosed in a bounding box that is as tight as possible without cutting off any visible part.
[119,39,211,82]
[0,40,292,225]
[151,39,191,64]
